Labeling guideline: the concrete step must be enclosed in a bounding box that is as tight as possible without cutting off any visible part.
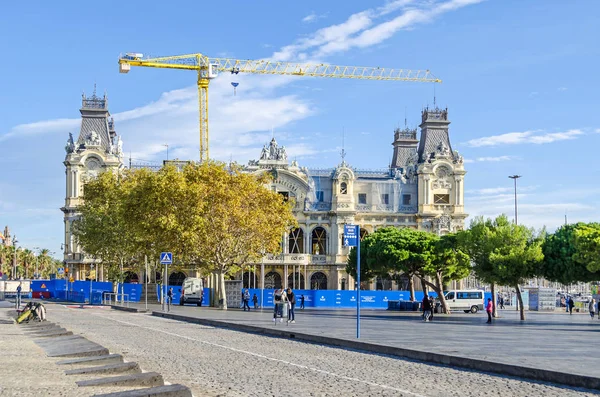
[28,328,73,337]
[65,362,140,376]
[91,384,192,397]
[57,354,124,366]
[76,372,163,388]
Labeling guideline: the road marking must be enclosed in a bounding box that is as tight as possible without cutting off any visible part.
[86,311,426,397]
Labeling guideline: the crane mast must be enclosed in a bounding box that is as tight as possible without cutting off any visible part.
[119,52,441,162]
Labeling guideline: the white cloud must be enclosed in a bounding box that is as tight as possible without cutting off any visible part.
[465,129,585,147]
[529,91,539,97]
[1,118,79,142]
[463,155,513,163]
[274,0,482,61]
[558,87,568,92]
[302,12,327,23]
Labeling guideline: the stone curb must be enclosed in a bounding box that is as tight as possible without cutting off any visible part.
[65,361,140,375]
[57,354,124,366]
[76,372,164,388]
[153,311,600,391]
[110,305,149,313]
[91,384,193,397]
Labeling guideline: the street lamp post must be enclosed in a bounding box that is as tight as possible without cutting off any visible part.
[509,174,522,309]
[12,236,18,280]
[508,175,522,225]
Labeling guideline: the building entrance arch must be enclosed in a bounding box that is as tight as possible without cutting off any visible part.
[264,271,282,289]
[310,271,328,290]
[169,271,186,286]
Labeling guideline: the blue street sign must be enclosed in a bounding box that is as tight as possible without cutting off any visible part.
[343,225,358,247]
[57,267,65,275]
[160,252,173,265]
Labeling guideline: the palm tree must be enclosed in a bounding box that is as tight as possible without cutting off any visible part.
[19,248,35,279]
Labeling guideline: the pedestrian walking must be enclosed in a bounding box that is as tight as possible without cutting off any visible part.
[568,297,575,315]
[243,289,251,311]
[499,296,505,310]
[272,288,288,324]
[422,294,432,322]
[486,298,493,323]
[287,288,296,324]
[252,293,258,309]
[300,294,305,310]
[428,295,435,321]
[167,287,173,312]
[589,298,596,319]
[16,282,22,310]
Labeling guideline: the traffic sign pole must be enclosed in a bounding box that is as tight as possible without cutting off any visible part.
[356,224,361,339]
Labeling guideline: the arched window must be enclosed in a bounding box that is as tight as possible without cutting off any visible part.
[340,182,348,194]
[311,227,327,255]
[289,228,304,254]
[288,273,305,289]
[310,272,328,290]
[376,275,393,291]
[169,271,187,286]
[264,271,282,289]
[242,271,257,289]
[124,271,138,284]
[360,228,368,241]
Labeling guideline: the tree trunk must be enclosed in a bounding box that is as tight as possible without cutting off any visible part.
[515,284,525,321]
[218,270,227,310]
[491,283,497,318]
[408,275,415,301]
[420,277,428,295]
[435,273,450,314]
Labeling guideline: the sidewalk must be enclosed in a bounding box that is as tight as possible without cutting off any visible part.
[122,301,600,388]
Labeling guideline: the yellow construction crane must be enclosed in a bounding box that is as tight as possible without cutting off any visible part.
[118,52,441,162]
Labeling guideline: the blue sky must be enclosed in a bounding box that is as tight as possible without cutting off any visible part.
[1,0,599,257]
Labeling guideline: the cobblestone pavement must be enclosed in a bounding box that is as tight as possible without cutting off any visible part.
[48,304,598,397]
[140,302,600,380]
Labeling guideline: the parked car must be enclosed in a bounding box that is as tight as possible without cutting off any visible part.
[179,277,204,306]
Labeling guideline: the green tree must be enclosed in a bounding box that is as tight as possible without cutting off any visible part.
[190,162,297,309]
[541,223,600,285]
[421,234,471,313]
[457,215,508,317]
[573,223,600,273]
[490,222,544,320]
[73,170,136,286]
[347,227,437,301]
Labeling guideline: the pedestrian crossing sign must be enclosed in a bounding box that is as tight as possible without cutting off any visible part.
[160,252,173,265]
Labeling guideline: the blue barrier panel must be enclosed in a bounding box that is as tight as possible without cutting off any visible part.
[116,283,143,302]
[154,285,210,306]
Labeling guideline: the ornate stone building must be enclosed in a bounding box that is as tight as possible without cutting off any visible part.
[61,90,124,281]
[61,95,466,290]
[240,107,467,291]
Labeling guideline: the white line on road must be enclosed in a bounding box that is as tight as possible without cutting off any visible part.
[86,310,427,397]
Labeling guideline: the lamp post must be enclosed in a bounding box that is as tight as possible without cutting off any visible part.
[12,236,18,280]
[508,175,521,225]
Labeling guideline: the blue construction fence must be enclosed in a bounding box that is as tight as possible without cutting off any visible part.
[240,289,495,310]
[31,280,147,305]
[155,284,211,306]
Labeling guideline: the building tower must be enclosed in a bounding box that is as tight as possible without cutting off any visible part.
[413,107,467,234]
[61,89,124,281]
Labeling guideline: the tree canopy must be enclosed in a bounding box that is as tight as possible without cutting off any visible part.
[541,223,600,284]
[73,161,296,309]
[573,223,600,273]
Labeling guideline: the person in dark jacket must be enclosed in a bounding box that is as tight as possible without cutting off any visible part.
[568,297,575,315]
[422,294,432,322]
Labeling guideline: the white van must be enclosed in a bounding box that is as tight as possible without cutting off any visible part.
[179,277,204,306]
[443,290,484,313]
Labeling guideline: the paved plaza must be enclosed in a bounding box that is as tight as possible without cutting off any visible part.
[145,302,600,380]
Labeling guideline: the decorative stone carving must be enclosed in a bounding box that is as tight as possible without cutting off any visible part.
[86,131,101,147]
[65,132,75,153]
[453,150,464,164]
[433,214,452,231]
[435,141,450,157]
